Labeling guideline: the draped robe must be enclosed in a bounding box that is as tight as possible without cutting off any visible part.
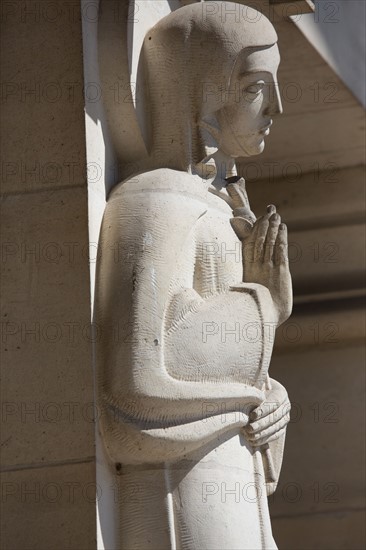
[95,168,285,549]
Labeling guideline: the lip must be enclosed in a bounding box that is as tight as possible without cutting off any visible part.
[259,121,273,136]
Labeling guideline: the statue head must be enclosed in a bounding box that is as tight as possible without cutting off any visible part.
[141,1,282,177]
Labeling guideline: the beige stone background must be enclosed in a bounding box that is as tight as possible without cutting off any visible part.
[1,1,96,548]
[1,1,365,549]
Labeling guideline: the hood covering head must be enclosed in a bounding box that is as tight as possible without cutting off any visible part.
[140,1,278,176]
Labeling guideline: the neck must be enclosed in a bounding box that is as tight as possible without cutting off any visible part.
[211,150,237,190]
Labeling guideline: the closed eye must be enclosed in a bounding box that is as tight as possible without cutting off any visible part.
[244,81,265,95]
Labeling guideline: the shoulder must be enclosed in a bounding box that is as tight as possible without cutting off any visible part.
[108,169,209,204]
[103,169,208,234]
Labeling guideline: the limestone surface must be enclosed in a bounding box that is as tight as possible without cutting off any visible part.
[96,3,292,548]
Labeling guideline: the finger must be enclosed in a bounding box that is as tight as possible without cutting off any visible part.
[251,204,276,254]
[249,425,287,447]
[254,217,269,262]
[226,180,250,210]
[264,213,281,263]
[230,217,253,240]
[274,223,288,265]
[246,413,290,445]
[250,396,290,421]
[266,204,277,216]
[232,206,256,224]
[248,205,275,231]
[246,402,290,434]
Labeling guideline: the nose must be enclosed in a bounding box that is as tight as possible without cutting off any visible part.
[266,82,283,116]
[275,84,283,115]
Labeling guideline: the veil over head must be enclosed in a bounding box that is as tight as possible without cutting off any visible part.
[140,1,278,176]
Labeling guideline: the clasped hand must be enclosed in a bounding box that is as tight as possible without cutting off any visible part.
[244,379,291,447]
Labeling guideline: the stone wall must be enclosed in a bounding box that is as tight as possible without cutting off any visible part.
[248,168,365,549]
[1,2,96,548]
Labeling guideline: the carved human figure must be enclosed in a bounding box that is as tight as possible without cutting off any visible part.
[96,3,292,549]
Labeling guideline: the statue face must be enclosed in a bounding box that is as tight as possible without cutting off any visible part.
[216,45,282,158]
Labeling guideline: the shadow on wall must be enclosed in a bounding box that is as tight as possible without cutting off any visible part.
[295,0,366,107]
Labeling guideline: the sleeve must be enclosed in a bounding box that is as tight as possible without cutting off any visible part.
[95,184,277,462]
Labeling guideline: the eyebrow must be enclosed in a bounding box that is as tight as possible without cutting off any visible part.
[239,70,274,77]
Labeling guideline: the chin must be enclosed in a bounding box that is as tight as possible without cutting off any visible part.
[253,137,266,154]
[240,141,265,157]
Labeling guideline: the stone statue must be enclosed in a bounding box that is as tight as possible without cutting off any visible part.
[95,2,292,548]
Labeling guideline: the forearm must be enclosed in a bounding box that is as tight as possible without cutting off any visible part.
[101,403,251,464]
[101,283,276,425]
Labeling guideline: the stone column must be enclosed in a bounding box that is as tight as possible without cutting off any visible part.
[1,2,96,548]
